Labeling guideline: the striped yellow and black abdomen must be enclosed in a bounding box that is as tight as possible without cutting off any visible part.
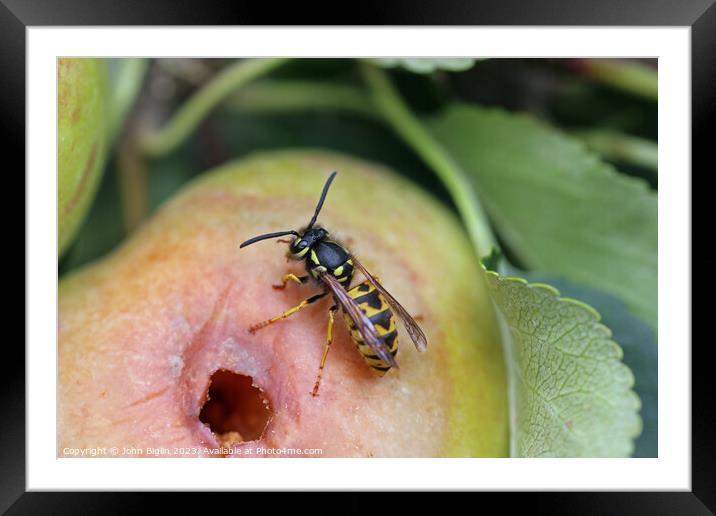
[344,280,398,376]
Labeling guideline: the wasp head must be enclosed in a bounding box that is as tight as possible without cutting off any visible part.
[289,227,328,259]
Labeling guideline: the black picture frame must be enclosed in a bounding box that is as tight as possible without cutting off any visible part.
[7,0,712,512]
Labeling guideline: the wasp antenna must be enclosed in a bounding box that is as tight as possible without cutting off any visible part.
[239,230,299,249]
[307,171,337,229]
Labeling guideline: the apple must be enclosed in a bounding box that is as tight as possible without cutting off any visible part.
[59,150,508,457]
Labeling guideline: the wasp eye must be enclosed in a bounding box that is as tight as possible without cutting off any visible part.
[296,240,308,250]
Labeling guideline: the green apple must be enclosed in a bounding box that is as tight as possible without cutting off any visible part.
[58,58,109,256]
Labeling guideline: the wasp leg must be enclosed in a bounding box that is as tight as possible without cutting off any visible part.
[311,304,338,397]
[248,292,326,333]
[272,273,309,290]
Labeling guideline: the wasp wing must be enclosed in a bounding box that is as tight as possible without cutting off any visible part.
[351,256,428,352]
[319,272,399,369]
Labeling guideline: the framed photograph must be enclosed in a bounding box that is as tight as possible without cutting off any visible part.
[9,0,710,510]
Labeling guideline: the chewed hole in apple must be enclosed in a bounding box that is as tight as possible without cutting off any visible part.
[199,369,273,446]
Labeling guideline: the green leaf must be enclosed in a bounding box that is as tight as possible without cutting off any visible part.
[524,273,657,458]
[367,58,477,73]
[482,256,642,457]
[428,104,657,330]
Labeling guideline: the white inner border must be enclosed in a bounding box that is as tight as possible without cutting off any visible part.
[28,27,690,491]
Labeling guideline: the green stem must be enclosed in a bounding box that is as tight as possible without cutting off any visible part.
[360,63,497,257]
[117,127,149,233]
[226,80,380,119]
[141,58,289,158]
[107,58,150,144]
[574,59,658,101]
[572,129,658,172]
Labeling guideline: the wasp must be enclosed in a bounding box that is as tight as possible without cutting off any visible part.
[239,171,428,396]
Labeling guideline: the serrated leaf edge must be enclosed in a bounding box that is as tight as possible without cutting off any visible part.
[482,266,643,457]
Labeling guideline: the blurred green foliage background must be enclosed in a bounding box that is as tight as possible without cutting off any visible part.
[59,58,657,274]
